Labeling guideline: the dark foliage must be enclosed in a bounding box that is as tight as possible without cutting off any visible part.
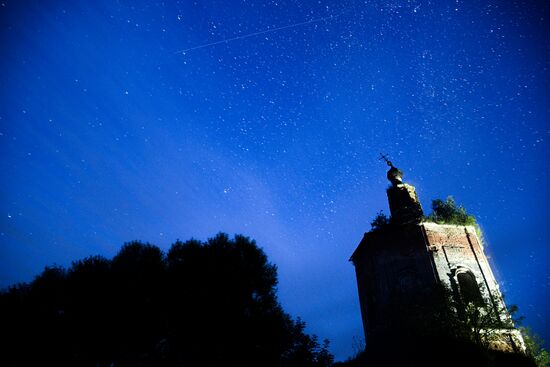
[334,284,537,367]
[0,233,332,367]
[369,211,390,231]
[522,328,550,367]
[333,335,537,367]
[370,197,476,231]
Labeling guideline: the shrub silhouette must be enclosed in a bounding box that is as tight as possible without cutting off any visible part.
[0,233,332,367]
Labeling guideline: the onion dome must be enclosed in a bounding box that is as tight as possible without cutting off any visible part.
[387,166,403,187]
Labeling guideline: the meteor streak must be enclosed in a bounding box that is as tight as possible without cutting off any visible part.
[175,12,344,54]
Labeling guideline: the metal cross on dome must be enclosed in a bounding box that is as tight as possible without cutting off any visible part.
[379,153,395,168]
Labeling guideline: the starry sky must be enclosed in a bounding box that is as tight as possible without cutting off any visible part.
[0,0,548,360]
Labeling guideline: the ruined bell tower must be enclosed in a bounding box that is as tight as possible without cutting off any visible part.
[350,159,524,351]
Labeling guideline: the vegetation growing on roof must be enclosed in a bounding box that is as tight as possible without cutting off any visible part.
[368,196,483,239]
[369,211,390,231]
[424,196,483,239]
[425,196,477,226]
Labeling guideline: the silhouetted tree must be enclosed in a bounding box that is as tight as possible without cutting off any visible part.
[0,233,333,367]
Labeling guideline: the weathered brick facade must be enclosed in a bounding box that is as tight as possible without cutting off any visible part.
[351,164,524,351]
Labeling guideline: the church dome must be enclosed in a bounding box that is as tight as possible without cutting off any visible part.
[387,166,403,186]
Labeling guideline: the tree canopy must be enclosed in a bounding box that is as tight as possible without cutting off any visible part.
[0,233,333,367]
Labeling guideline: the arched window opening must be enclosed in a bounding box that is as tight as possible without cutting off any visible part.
[456,270,483,305]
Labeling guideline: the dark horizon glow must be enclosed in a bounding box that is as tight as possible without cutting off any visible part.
[1,0,549,360]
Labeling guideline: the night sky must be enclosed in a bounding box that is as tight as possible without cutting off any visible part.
[1,0,549,360]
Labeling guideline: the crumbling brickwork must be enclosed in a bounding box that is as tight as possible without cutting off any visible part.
[351,164,524,352]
